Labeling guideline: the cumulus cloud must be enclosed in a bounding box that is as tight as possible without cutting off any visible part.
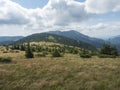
[0,0,30,25]
[0,0,120,38]
[85,0,120,14]
[80,22,120,39]
[0,0,120,26]
[42,0,93,26]
[0,0,94,26]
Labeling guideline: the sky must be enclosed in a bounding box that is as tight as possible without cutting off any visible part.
[0,0,120,39]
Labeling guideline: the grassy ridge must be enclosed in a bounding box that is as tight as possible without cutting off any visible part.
[0,52,120,90]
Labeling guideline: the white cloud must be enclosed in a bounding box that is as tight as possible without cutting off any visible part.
[0,0,120,26]
[0,0,30,25]
[0,0,120,38]
[42,0,93,26]
[80,22,120,39]
[85,0,120,14]
[0,0,94,32]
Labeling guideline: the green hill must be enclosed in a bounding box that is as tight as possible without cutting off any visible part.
[14,33,96,50]
[48,30,104,48]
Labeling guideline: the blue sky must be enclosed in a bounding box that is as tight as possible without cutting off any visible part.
[12,0,49,8]
[12,0,86,8]
[0,0,120,39]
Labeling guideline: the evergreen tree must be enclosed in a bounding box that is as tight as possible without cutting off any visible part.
[100,44,118,56]
[5,45,9,51]
[25,43,34,58]
[20,44,25,51]
[12,45,20,50]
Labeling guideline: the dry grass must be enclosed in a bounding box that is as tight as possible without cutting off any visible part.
[30,42,63,46]
[0,52,120,90]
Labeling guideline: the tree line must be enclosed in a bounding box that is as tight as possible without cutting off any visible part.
[10,43,119,58]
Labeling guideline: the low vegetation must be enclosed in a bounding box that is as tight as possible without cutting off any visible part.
[99,43,119,58]
[0,42,120,90]
[80,49,92,58]
[11,42,119,59]
[0,52,120,90]
[35,52,46,57]
[52,48,63,57]
[0,57,12,63]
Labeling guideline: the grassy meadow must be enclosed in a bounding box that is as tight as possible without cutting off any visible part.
[0,49,120,90]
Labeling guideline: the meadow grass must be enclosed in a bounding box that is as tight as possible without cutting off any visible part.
[0,52,120,90]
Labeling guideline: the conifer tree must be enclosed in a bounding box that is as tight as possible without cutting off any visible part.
[25,43,34,58]
[100,44,118,56]
[20,44,25,51]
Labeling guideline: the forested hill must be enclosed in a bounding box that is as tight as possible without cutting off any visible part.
[48,30,104,48]
[14,33,96,50]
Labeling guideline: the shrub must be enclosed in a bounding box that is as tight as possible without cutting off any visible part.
[10,50,19,53]
[100,44,118,57]
[0,57,12,63]
[80,54,92,58]
[42,51,48,55]
[98,54,116,58]
[25,43,34,58]
[72,49,79,54]
[52,49,62,57]
[35,52,46,57]
[3,51,8,53]
[80,49,92,58]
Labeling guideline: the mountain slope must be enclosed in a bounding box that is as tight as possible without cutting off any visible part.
[48,30,104,48]
[109,35,120,45]
[14,33,96,50]
[109,35,120,50]
[0,36,23,45]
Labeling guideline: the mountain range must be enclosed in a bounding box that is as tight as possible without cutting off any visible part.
[108,35,120,50]
[109,35,120,45]
[0,36,23,45]
[48,30,104,48]
[14,33,96,50]
[0,30,119,50]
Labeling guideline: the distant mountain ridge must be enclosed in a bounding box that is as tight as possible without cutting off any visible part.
[14,33,96,50]
[1,30,120,51]
[48,30,105,48]
[109,35,120,44]
[108,35,120,51]
[0,36,23,45]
